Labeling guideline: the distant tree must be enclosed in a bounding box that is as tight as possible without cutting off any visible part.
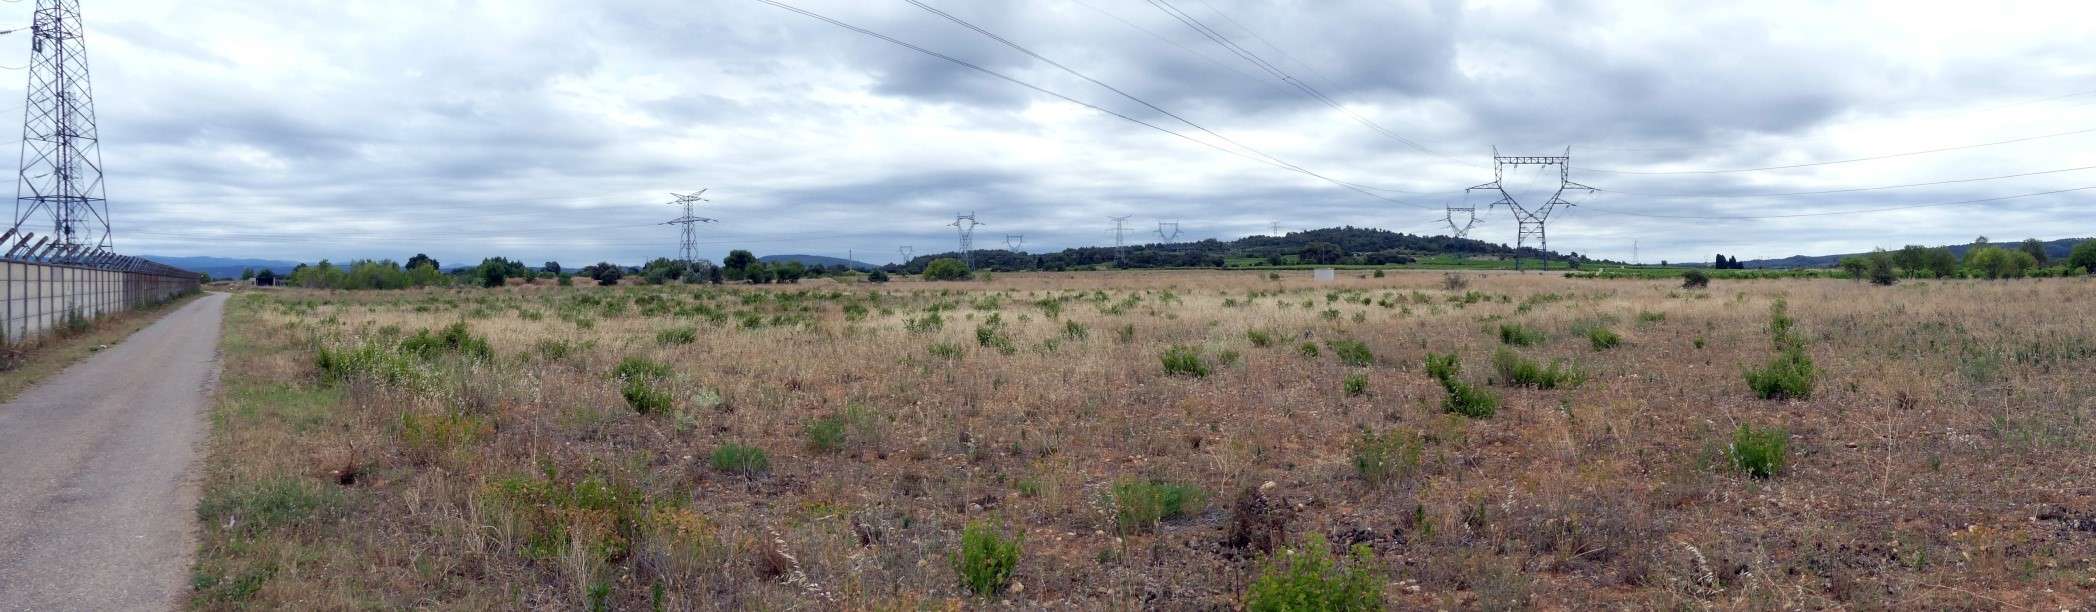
[2019,238,2049,267]
[406,262,445,287]
[239,267,256,281]
[1893,245,1930,277]
[1300,242,1344,265]
[1681,269,1709,289]
[1866,249,1897,286]
[586,262,624,286]
[744,262,775,284]
[775,261,807,283]
[1924,247,1958,279]
[724,250,757,272]
[543,261,562,275]
[482,265,507,288]
[922,257,971,281]
[867,268,890,283]
[406,253,439,272]
[2070,240,2096,276]
[255,268,276,285]
[708,265,724,284]
[1837,256,1868,280]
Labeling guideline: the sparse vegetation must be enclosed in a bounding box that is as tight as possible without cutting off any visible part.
[1497,323,1545,346]
[198,271,2096,608]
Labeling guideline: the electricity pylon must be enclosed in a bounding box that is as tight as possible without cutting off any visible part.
[1467,147,1594,271]
[663,190,716,264]
[1109,215,1133,264]
[1155,221,1181,243]
[1004,234,1023,252]
[949,212,982,269]
[13,0,110,249]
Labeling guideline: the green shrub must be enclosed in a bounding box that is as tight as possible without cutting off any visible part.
[1112,479,1205,532]
[612,356,672,381]
[1351,429,1422,487]
[954,522,1021,596]
[1424,352,1460,383]
[1161,345,1210,377]
[928,342,963,360]
[1745,346,1816,399]
[1730,424,1788,478]
[1491,347,1584,389]
[621,379,672,414]
[1497,323,1545,346]
[656,326,697,345]
[1247,329,1275,347]
[1297,342,1320,358]
[804,405,879,454]
[1244,534,1384,611]
[1441,379,1498,419]
[905,312,944,334]
[1585,326,1621,350]
[710,443,770,475]
[922,258,971,281]
[1342,373,1368,396]
[1062,320,1088,340]
[400,322,493,361]
[1681,269,1710,289]
[1326,339,1373,366]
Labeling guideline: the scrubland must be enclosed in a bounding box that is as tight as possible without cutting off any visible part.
[191,270,2096,609]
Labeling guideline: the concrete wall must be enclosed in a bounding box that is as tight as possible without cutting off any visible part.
[2,261,198,344]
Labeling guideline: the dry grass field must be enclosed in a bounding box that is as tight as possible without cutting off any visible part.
[190,270,2096,609]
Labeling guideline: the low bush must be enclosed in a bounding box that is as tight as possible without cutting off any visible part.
[1730,424,1788,478]
[1492,348,1584,389]
[1161,345,1210,377]
[1441,379,1498,419]
[1326,339,1374,366]
[1497,323,1545,346]
[1247,329,1275,347]
[1243,534,1384,611]
[1745,346,1816,399]
[1297,342,1320,358]
[1585,326,1622,350]
[612,356,671,381]
[804,405,880,454]
[1424,352,1460,383]
[954,522,1021,596]
[400,322,492,361]
[1342,373,1368,396]
[710,443,770,475]
[621,379,672,414]
[1681,269,1710,289]
[655,326,697,345]
[1112,479,1206,532]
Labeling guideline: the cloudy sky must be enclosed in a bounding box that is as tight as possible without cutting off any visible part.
[14,0,2095,265]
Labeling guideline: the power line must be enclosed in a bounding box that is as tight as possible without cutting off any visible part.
[895,0,1437,208]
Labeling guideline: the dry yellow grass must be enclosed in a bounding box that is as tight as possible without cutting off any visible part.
[191,270,2096,609]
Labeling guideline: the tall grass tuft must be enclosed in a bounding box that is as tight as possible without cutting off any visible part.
[953,522,1021,596]
[1730,424,1788,478]
[1497,323,1545,346]
[1161,345,1210,377]
[1491,348,1585,389]
[1243,534,1384,611]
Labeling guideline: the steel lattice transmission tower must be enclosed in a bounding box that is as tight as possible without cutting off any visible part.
[898,245,913,261]
[1109,215,1133,264]
[949,212,982,269]
[1004,234,1023,252]
[1467,147,1594,271]
[662,190,716,263]
[13,0,109,249]
[1442,194,1481,240]
[1155,221,1181,243]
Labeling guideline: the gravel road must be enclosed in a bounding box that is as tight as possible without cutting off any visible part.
[0,293,226,611]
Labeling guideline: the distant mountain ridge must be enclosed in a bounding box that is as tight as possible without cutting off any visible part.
[142,255,301,279]
[1738,237,2089,269]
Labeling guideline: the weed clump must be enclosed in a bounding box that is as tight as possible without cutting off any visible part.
[655,326,697,345]
[1585,326,1622,350]
[612,356,671,381]
[954,522,1021,596]
[1497,323,1545,346]
[1112,479,1206,532]
[1491,348,1585,389]
[804,405,880,454]
[1326,339,1373,366]
[710,443,770,475]
[1247,329,1275,347]
[400,322,493,361]
[1351,429,1423,487]
[1746,299,1817,399]
[1730,424,1788,478]
[1161,345,1211,377]
[1243,534,1384,611]
[1425,353,1497,419]
[621,379,671,414]
[1342,373,1368,396]
[1681,269,1710,289]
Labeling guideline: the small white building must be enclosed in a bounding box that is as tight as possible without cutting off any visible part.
[1313,268,1335,282]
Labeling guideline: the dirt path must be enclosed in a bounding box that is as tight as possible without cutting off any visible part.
[0,293,226,611]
